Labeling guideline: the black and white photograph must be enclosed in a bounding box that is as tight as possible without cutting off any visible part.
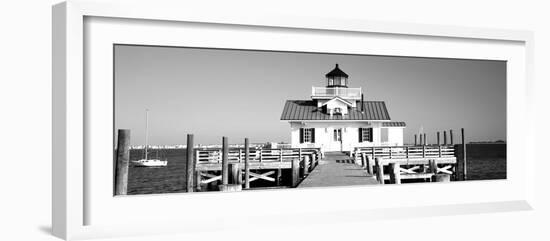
[113,45,506,195]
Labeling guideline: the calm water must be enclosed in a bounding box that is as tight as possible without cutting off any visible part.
[125,144,506,195]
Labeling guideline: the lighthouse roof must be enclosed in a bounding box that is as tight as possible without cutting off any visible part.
[325,64,349,78]
[280,100,391,121]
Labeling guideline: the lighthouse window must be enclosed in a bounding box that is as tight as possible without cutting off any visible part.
[300,128,315,143]
[328,78,334,86]
[334,77,341,86]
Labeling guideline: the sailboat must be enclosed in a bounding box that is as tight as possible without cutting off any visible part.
[132,109,168,167]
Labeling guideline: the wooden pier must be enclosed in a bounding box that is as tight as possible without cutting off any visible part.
[193,137,323,191]
[298,152,378,187]
[113,129,467,194]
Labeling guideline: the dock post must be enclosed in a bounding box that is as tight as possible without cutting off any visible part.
[229,163,240,185]
[424,133,427,145]
[186,134,194,193]
[443,131,447,145]
[419,134,423,146]
[244,138,250,189]
[366,155,374,175]
[414,134,417,146]
[291,159,300,187]
[303,155,310,176]
[195,170,202,192]
[375,157,384,184]
[275,148,283,186]
[430,159,450,182]
[115,129,130,195]
[222,136,229,185]
[461,128,467,180]
[437,132,440,145]
[389,162,401,184]
[429,159,438,175]
[450,129,454,145]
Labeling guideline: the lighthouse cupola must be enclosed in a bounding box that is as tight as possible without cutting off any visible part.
[325,64,349,88]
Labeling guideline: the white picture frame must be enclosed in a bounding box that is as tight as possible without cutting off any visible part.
[52,0,535,240]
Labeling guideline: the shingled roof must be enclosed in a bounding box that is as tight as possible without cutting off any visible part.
[280,100,391,121]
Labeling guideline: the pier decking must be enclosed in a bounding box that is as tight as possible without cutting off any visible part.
[298,152,378,187]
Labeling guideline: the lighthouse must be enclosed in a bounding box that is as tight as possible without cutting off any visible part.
[280,64,406,152]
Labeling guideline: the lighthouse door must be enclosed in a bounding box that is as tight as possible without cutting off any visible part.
[333,128,343,152]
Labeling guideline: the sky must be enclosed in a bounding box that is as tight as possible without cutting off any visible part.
[114,45,506,146]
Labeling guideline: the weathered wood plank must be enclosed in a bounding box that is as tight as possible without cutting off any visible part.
[186,134,194,193]
[115,129,130,195]
[244,138,250,189]
[222,136,229,185]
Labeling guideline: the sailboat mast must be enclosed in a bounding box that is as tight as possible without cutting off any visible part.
[145,109,149,160]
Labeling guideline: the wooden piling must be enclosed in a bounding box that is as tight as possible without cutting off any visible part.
[429,159,438,175]
[115,129,130,195]
[244,138,250,189]
[366,155,374,175]
[229,163,240,185]
[443,131,447,145]
[195,170,202,192]
[303,155,310,176]
[186,134,194,193]
[414,134,417,146]
[375,157,384,184]
[423,133,427,145]
[389,162,401,184]
[291,159,300,187]
[276,148,283,185]
[450,129,454,145]
[419,134,423,146]
[437,132,440,145]
[222,136,229,185]
[461,128,467,180]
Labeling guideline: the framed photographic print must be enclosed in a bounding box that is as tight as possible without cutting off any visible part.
[52,0,535,240]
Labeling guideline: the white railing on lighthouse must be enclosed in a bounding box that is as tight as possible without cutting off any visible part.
[311,87,362,99]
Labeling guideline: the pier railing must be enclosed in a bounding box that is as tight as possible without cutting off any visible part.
[353,145,462,184]
[353,145,455,161]
[196,148,322,164]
